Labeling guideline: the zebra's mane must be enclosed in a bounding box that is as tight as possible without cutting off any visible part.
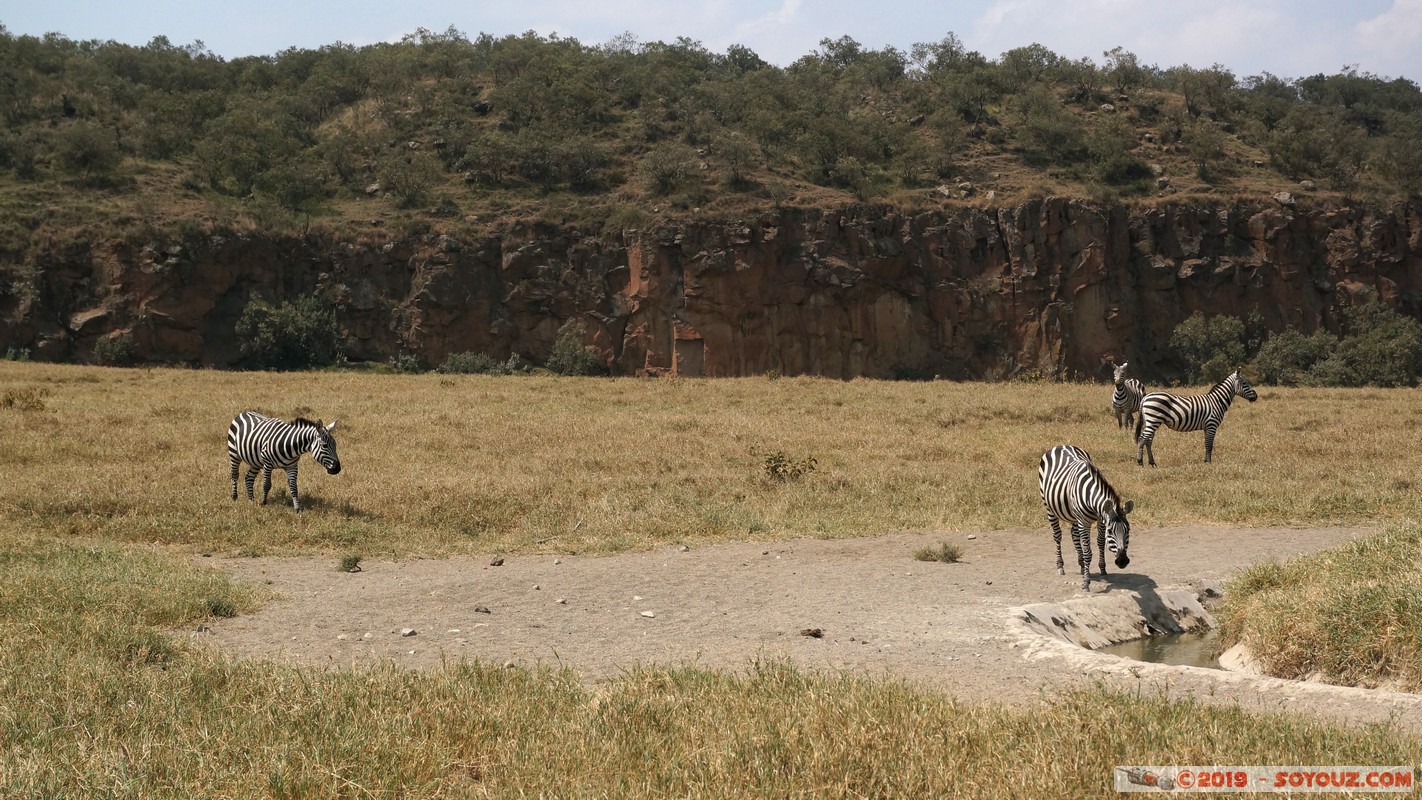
[290,417,324,429]
[1082,459,1123,508]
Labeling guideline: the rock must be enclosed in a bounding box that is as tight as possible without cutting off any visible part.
[967,534,977,540]
[196,624,212,634]
[639,611,656,618]
[557,598,567,604]
[474,605,491,614]
[1273,191,1296,207]
[1100,103,1116,114]
[364,183,381,196]
[401,628,417,637]
[490,557,504,567]
[678,545,689,552]
[1299,180,1316,190]
[800,628,824,638]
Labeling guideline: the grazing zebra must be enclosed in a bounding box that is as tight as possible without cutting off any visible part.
[1038,445,1134,592]
[227,411,341,512]
[1135,370,1257,467]
[1110,362,1146,430]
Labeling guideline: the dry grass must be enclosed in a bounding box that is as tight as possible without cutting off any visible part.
[1218,523,1422,691]
[3,363,1421,795]
[2,363,1419,559]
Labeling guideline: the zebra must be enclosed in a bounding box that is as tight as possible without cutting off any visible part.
[1038,445,1134,592]
[1135,370,1257,467]
[227,411,342,512]
[1110,362,1146,431]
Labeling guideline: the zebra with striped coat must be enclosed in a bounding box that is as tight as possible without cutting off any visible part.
[1135,370,1257,467]
[1110,362,1146,430]
[228,411,342,512]
[1038,445,1134,592]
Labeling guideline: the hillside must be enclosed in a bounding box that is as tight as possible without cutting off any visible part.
[1,27,1421,377]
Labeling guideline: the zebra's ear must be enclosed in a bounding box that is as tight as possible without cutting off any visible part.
[1102,497,1117,516]
[326,420,338,433]
[1122,499,1134,515]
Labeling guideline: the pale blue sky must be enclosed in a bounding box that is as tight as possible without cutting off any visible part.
[3,0,1419,81]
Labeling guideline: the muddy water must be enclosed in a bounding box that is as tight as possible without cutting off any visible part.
[1097,629,1223,669]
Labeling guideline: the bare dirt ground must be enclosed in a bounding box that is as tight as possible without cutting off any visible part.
[197,525,1422,729]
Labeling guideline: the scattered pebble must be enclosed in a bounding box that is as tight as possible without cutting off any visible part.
[678,545,689,552]
[401,628,417,637]
[633,595,644,601]
[503,660,516,669]
[490,557,504,567]
[196,624,212,634]
[639,611,656,618]
[336,634,348,641]
[533,584,541,590]
[446,629,461,634]
[362,632,373,640]
[967,534,977,540]
[985,580,993,585]
[553,558,561,565]
[474,606,491,614]
[557,598,567,605]
[800,628,824,638]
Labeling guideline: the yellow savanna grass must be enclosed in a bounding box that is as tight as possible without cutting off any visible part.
[2,362,1419,558]
[3,363,1421,797]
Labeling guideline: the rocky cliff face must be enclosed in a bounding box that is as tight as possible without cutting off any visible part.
[4,197,1420,381]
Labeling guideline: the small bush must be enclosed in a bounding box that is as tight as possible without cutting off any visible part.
[1170,312,1246,383]
[763,451,817,482]
[1253,328,1337,385]
[1,387,49,411]
[338,554,363,573]
[546,320,603,376]
[235,296,342,371]
[5,346,30,361]
[914,542,963,563]
[389,352,422,373]
[94,333,137,367]
[438,351,512,375]
[1308,302,1422,388]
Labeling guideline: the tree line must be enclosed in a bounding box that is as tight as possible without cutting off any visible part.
[2,24,1421,228]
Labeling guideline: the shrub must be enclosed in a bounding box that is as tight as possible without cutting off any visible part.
[763,451,817,482]
[914,542,963,563]
[378,149,442,208]
[546,320,603,376]
[1,387,48,411]
[438,351,501,374]
[338,554,363,573]
[235,296,342,370]
[94,333,136,367]
[1170,312,1246,383]
[1252,328,1337,385]
[1307,301,1422,387]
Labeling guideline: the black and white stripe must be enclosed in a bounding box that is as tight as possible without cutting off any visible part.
[1135,370,1257,467]
[227,411,342,512]
[1038,445,1133,592]
[1110,362,1146,430]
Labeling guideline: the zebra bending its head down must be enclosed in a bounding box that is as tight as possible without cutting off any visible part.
[227,411,342,512]
[1110,362,1146,431]
[1135,369,1257,467]
[1038,445,1134,592]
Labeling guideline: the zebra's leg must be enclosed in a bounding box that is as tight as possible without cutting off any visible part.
[244,466,259,501]
[1204,422,1218,463]
[260,466,273,505]
[1138,424,1157,468]
[286,468,301,512]
[230,457,240,500]
[1071,523,1092,592]
[1047,514,1065,575]
[1096,523,1107,576]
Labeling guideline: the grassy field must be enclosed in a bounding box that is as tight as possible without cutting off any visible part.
[2,362,1421,796]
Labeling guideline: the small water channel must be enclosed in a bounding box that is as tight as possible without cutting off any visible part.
[1096,629,1223,669]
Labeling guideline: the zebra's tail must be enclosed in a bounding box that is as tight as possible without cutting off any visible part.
[1133,411,1144,444]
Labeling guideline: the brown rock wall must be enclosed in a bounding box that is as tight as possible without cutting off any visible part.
[3,198,1419,381]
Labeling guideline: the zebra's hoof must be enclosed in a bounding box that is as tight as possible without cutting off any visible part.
[1056,568,1065,576]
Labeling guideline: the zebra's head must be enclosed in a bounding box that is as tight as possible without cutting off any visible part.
[1102,496,1134,569]
[1232,370,1258,403]
[1112,362,1129,385]
[310,419,341,475]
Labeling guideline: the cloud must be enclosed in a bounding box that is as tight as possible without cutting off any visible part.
[1354,0,1422,77]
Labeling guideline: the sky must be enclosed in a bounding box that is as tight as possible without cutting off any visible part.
[3,0,1421,82]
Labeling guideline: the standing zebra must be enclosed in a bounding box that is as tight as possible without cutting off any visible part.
[1110,362,1146,431]
[1135,370,1257,467]
[1038,445,1134,592]
[228,411,342,512]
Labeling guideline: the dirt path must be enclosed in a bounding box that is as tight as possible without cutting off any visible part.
[197,525,1422,728]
